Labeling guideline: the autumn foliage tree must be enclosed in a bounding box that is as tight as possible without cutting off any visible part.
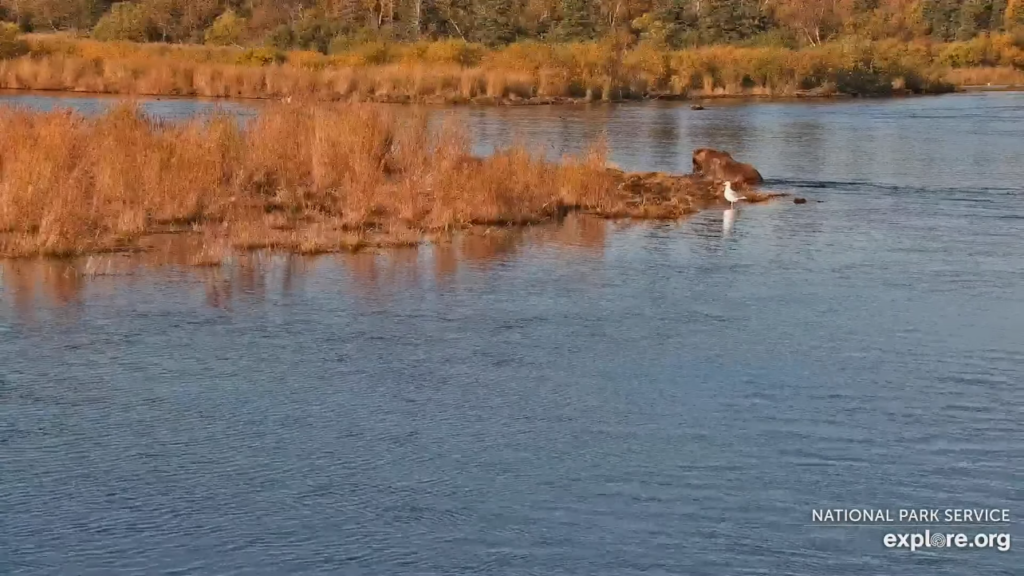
[773,0,849,45]
[0,0,1020,47]
[92,2,153,41]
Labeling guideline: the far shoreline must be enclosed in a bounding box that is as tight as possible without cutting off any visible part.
[3,85,1015,110]
[9,34,1023,107]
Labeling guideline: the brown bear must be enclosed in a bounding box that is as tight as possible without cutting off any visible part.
[692,148,764,186]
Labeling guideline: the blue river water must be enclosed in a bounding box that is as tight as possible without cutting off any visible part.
[1,91,1022,575]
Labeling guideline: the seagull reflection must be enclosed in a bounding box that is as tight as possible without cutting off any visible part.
[723,208,737,237]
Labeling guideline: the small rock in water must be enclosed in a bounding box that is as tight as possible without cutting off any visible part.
[793,197,808,204]
[691,104,705,110]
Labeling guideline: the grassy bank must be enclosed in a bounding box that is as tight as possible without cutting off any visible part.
[945,66,1024,87]
[0,102,763,259]
[6,33,1022,102]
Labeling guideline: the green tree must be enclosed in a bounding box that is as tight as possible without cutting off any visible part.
[653,0,699,47]
[923,0,964,40]
[473,0,516,45]
[292,8,341,52]
[700,0,770,44]
[3,0,1017,48]
[555,0,595,40]
[955,0,1003,39]
[92,2,153,41]
[204,9,246,46]
[990,0,1010,30]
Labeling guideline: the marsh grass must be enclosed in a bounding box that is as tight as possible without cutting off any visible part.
[0,101,764,259]
[1,102,674,258]
[5,34,1010,102]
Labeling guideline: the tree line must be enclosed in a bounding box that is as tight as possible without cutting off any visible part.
[2,1,1023,50]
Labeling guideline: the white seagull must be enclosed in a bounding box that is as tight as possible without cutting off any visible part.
[723,181,746,208]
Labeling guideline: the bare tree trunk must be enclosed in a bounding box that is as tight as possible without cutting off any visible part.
[450,18,465,40]
[441,2,466,40]
[415,0,422,38]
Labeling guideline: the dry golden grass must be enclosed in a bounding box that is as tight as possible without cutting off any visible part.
[945,66,1024,86]
[7,34,1014,102]
[0,102,754,259]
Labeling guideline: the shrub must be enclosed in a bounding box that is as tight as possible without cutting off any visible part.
[328,28,389,54]
[483,41,558,72]
[834,69,893,95]
[237,47,285,66]
[1011,27,1024,51]
[265,25,294,51]
[0,22,29,60]
[328,34,355,55]
[287,50,332,70]
[421,39,486,67]
[349,41,394,66]
[742,29,798,49]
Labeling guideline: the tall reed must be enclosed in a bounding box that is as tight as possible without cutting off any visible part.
[0,103,622,258]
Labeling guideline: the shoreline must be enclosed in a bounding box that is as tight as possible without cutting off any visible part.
[4,32,1022,106]
[955,84,1024,92]
[0,168,788,262]
[0,84,967,108]
[6,35,1002,106]
[0,193,789,262]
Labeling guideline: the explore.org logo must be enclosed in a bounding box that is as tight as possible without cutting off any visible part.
[810,508,1013,553]
[884,531,1011,552]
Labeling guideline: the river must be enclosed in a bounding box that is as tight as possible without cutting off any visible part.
[1,91,1022,575]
